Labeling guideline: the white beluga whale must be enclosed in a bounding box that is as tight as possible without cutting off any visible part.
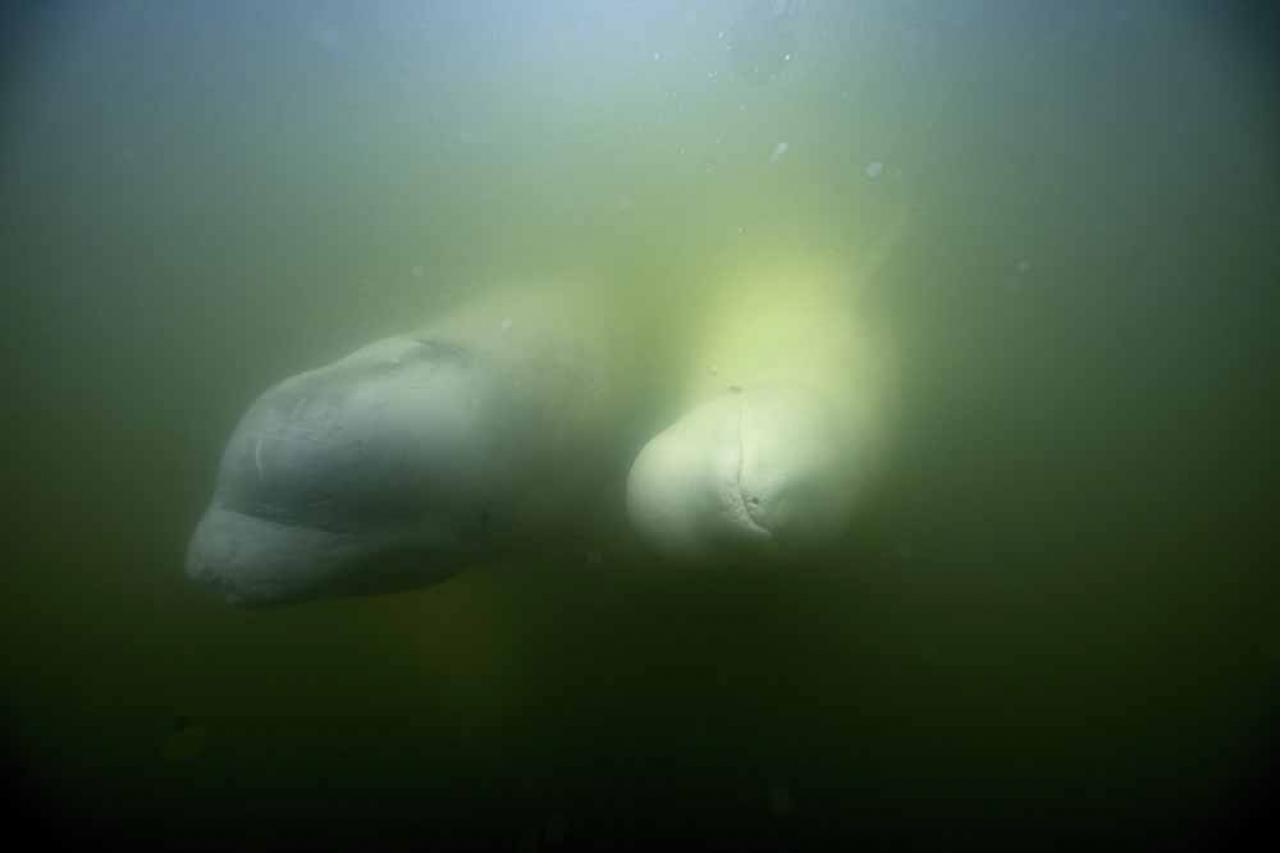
[627,265,892,561]
[627,384,860,559]
[186,285,631,606]
[187,264,896,606]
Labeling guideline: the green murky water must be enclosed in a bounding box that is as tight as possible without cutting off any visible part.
[2,1,1277,847]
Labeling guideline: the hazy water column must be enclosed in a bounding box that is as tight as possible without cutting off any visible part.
[0,0,1277,847]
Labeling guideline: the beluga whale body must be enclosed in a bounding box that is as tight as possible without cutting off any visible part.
[187,267,895,607]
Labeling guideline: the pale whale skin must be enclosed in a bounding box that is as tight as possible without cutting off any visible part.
[186,336,509,606]
[185,307,623,607]
[626,385,861,561]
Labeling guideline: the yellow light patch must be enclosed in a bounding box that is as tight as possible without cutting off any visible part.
[681,255,900,480]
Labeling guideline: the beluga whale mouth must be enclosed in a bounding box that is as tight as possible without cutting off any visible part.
[185,507,468,607]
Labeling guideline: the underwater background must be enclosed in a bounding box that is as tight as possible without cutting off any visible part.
[2,1,1278,848]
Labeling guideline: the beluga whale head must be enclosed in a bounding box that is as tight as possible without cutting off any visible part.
[186,334,518,607]
[187,283,629,607]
